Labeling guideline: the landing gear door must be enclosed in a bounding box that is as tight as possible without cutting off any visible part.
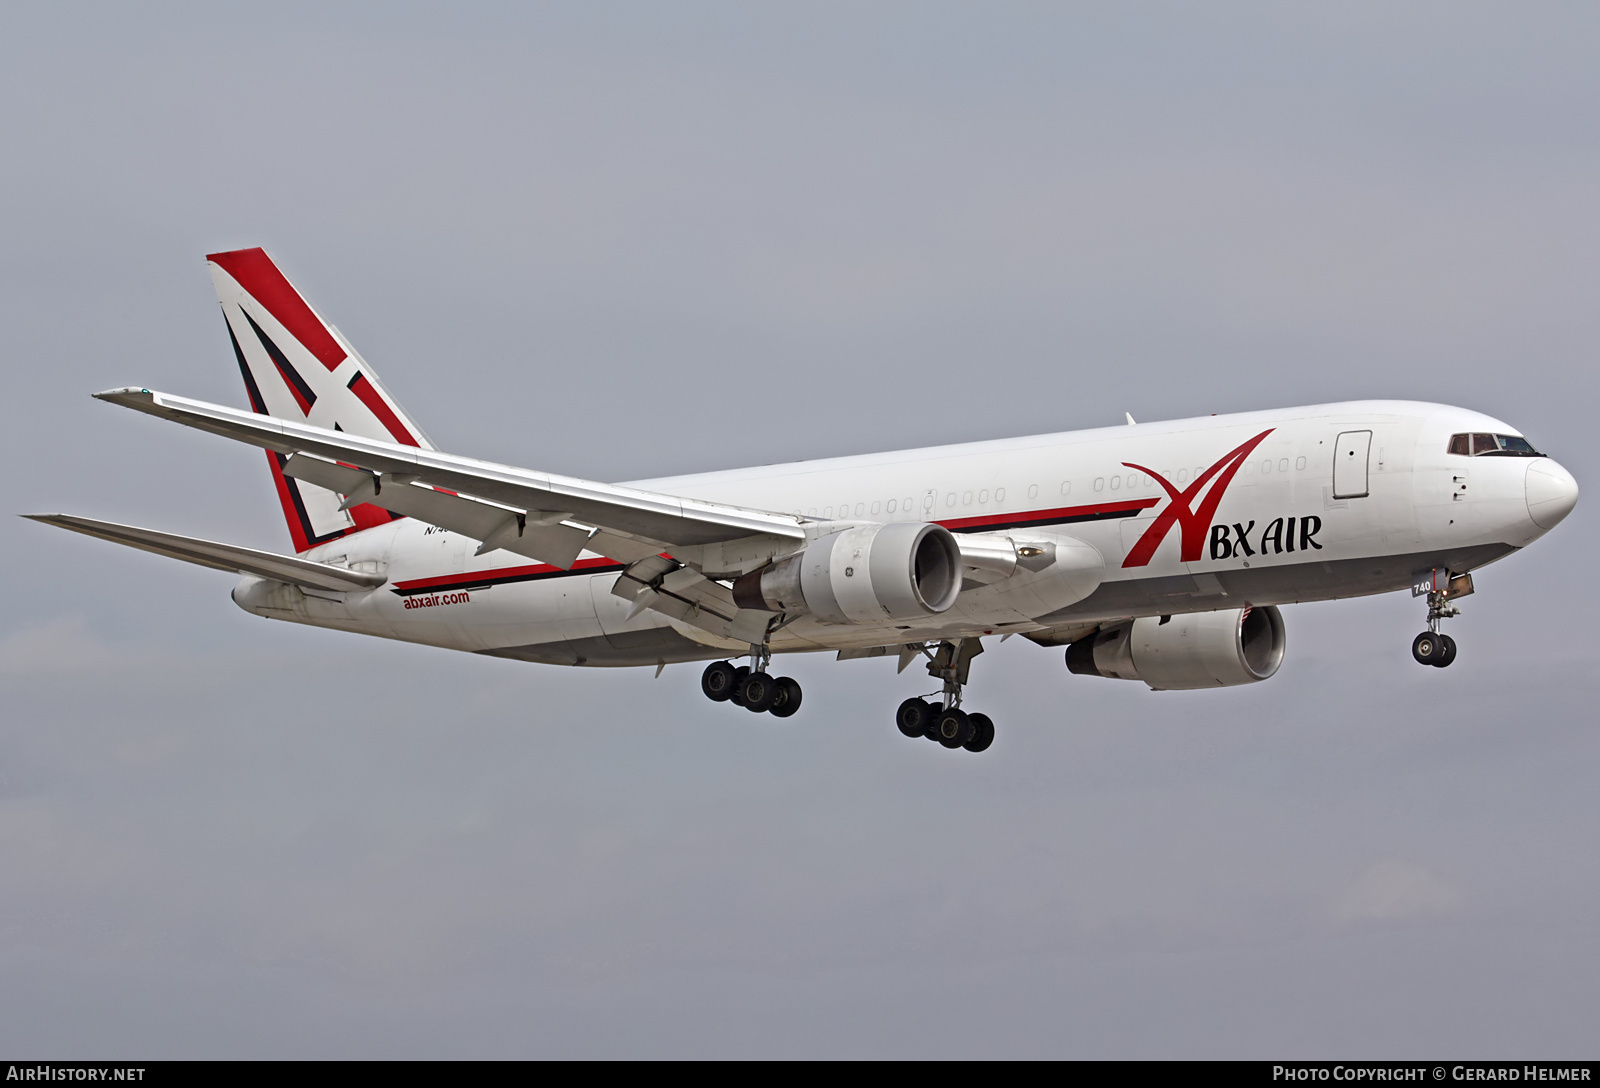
[1332,430,1372,499]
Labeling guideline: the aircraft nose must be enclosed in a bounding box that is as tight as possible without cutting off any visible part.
[1526,459,1579,530]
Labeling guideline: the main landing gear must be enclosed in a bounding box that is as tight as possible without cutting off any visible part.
[701,644,803,718]
[1412,570,1469,668]
[894,639,995,754]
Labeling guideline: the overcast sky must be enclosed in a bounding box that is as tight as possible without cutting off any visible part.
[2,2,1597,1058]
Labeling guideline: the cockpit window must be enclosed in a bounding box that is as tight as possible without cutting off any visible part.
[1491,434,1541,456]
[1448,432,1544,457]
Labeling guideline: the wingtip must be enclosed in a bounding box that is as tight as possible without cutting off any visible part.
[92,387,154,404]
[20,513,79,531]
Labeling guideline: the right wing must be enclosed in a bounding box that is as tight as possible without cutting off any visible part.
[23,514,387,592]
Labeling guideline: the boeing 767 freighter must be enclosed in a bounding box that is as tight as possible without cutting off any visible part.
[26,249,1580,753]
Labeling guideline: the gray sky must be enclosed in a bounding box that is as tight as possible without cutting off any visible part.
[2,2,1597,1057]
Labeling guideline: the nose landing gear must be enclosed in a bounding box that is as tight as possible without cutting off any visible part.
[1412,569,1470,668]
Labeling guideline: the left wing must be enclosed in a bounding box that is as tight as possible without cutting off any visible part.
[94,387,807,572]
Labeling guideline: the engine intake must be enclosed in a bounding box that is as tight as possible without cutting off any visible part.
[733,522,963,624]
[1064,605,1286,690]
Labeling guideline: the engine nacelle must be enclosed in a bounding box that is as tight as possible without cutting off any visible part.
[732,522,963,624]
[1064,605,1286,690]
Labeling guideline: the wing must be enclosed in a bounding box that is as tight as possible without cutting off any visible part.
[23,514,387,592]
[93,386,815,644]
[94,387,807,572]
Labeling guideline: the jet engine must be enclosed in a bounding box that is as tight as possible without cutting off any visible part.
[1064,605,1286,690]
[732,522,963,624]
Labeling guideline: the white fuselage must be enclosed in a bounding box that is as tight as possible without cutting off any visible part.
[231,399,1572,668]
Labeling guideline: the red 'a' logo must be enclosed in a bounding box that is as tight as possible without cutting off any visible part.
[1120,429,1275,568]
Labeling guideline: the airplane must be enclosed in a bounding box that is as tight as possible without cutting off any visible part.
[26,248,1580,754]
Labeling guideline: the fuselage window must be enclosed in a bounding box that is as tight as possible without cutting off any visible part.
[978,489,988,503]
[962,491,973,505]
[1278,458,1289,473]
[1177,468,1189,483]
[1110,475,1121,490]
[886,499,896,514]
[1060,480,1071,495]
[855,503,865,517]
[946,493,956,506]
[871,501,881,515]
[1262,458,1272,474]
[823,506,832,517]
[1028,484,1039,499]
[1295,456,1307,470]
[1094,477,1104,492]
[995,488,1005,502]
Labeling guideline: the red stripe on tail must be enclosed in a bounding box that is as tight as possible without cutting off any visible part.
[207,248,348,372]
[347,372,420,446]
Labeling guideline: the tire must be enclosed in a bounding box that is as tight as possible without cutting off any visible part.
[896,698,933,738]
[741,671,779,713]
[701,660,737,702]
[964,712,994,753]
[934,707,973,749]
[729,666,751,707]
[1411,632,1442,665]
[769,677,803,718]
[1432,634,1457,668]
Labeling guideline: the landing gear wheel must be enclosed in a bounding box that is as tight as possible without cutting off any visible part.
[964,712,995,753]
[768,677,803,718]
[740,671,779,713]
[896,698,935,738]
[701,660,737,702]
[933,707,973,749]
[1411,632,1444,665]
[728,666,752,707]
[1431,634,1457,668]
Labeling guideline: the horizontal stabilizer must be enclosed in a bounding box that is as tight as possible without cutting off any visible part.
[23,514,387,592]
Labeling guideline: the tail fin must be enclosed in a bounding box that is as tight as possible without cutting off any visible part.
[207,247,434,553]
